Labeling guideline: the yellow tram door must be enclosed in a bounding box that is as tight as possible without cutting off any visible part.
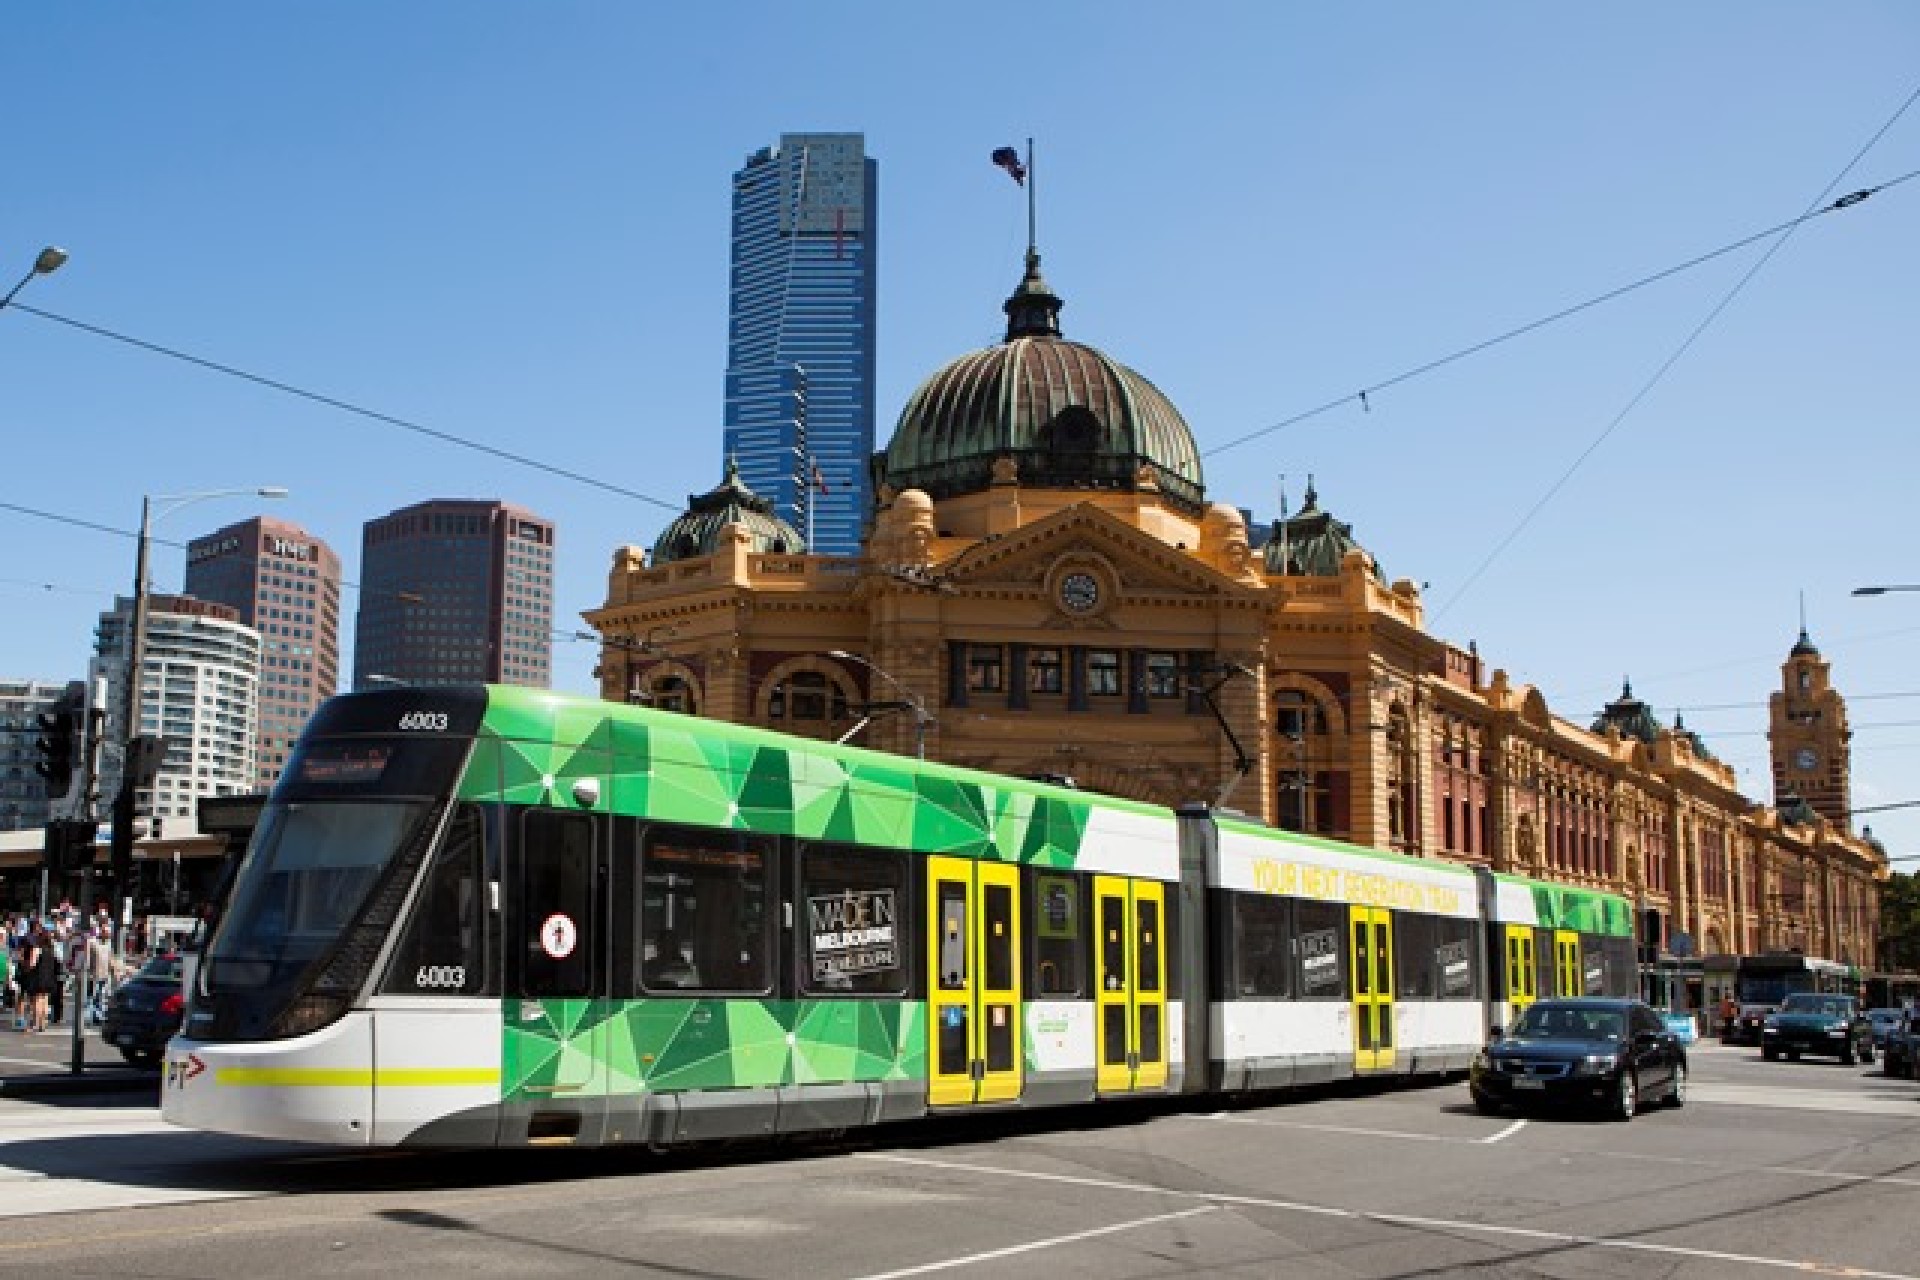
[1504,925,1537,1021]
[926,856,1023,1107]
[1093,877,1169,1094]
[1349,906,1396,1071]
[1554,930,1583,997]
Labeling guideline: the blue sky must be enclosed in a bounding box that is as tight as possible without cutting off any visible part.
[5,5,1917,863]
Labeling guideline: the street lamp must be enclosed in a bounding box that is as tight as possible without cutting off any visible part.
[829,649,931,760]
[1852,585,1920,596]
[0,245,68,310]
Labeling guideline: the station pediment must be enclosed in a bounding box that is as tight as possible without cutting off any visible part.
[939,504,1252,600]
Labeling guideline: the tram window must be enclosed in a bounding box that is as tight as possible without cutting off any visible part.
[1435,918,1478,998]
[1394,913,1436,999]
[800,844,907,996]
[638,825,772,995]
[1029,873,1086,997]
[1136,897,1162,994]
[1534,929,1557,999]
[1602,936,1636,996]
[519,810,594,999]
[384,804,487,996]
[1163,894,1182,999]
[1294,900,1347,1000]
[1233,894,1289,997]
[1581,941,1606,995]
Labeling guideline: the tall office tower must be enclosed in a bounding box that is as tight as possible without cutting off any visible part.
[723,132,878,557]
[185,516,343,790]
[95,595,262,823]
[352,499,555,691]
[0,678,77,831]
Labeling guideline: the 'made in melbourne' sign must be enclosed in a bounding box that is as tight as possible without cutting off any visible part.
[809,889,898,984]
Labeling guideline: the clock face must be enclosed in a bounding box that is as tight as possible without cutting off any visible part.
[1059,572,1101,613]
[1793,746,1818,771]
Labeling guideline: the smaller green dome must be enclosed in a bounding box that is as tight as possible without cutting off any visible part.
[1263,479,1384,581]
[652,458,806,565]
[1592,678,1664,744]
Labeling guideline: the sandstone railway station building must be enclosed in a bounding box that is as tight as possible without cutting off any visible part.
[586,249,1886,973]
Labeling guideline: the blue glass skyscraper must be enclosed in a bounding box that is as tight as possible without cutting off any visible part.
[723,133,877,557]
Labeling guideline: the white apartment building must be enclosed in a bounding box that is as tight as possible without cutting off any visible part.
[95,594,262,824]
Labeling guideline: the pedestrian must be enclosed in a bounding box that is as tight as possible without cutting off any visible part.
[85,927,113,1025]
[24,927,56,1033]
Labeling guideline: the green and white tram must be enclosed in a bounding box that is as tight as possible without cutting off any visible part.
[162,685,1634,1148]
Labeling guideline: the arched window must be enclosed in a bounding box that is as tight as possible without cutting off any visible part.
[649,675,696,715]
[768,670,849,723]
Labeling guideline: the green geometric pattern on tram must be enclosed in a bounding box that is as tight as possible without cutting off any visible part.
[1018,794,1088,867]
[500,999,927,1100]
[1531,884,1633,937]
[735,745,798,833]
[502,998,610,1095]
[473,687,1099,865]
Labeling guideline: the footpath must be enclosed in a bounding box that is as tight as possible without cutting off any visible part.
[0,1023,158,1099]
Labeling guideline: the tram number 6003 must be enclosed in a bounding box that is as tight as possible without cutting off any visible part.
[416,965,467,989]
[398,711,450,732]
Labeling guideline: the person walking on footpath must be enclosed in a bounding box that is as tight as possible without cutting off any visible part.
[23,927,56,1033]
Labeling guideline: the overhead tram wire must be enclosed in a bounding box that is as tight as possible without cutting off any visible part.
[1201,164,1918,461]
[7,168,1913,534]
[1433,91,1920,621]
[9,302,681,515]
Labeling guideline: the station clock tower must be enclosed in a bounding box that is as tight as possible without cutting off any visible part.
[1768,628,1852,825]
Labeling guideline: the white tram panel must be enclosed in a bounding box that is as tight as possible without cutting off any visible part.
[1210,820,1479,913]
[1492,875,1543,927]
[163,1013,377,1145]
[1069,804,1183,880]
[367,996,504,1146]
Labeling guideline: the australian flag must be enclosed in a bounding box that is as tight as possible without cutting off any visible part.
[991,145,1026,186]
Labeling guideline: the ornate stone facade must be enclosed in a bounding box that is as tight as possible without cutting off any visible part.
[585,252,1886,970]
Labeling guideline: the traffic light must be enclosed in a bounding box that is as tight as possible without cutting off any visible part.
[34,684,84,808]
[43,817,100,875]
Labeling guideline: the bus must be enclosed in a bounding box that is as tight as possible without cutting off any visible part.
[161,685,1635,1148]
[1715,953,1853,1044]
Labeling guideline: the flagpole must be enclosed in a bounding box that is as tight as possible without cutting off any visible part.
[1025,136,1037,255]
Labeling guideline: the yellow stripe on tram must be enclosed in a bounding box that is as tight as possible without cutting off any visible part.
[215,1066,500,1088]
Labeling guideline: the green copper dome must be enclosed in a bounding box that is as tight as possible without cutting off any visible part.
[879,251,1205,515]
[652,458,806,565]
[1592,679,1665,744]
[1262,479,1385,581]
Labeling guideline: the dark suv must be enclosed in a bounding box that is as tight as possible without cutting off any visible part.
[1761,993,1873,1065]
[101,952,184,1068]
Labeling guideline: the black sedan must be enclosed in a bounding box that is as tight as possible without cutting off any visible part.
[101,952,184,1068]
[1469,997,1687,1121]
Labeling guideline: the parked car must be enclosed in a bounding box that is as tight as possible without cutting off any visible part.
[1761,993,1873,1064]
[1866,1008,1905,1051]
[1725,1001,1777,1046]
[100,952,184,1068]
[1884,1015,1920,1079]
[1469,997,1687,1121]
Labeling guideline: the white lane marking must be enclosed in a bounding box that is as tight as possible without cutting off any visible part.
[1480,1118,1528,1144]
[848,1205,1218,1280]
[857,1152,1920,1280]
[1605,1149,1920,1191]
[1690,1083,1920,1116]
[1196,1111,1467,1144]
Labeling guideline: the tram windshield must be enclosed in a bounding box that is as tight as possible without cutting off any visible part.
[205,799,435,996]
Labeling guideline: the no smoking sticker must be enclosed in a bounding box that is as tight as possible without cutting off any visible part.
[540,912,577,960]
